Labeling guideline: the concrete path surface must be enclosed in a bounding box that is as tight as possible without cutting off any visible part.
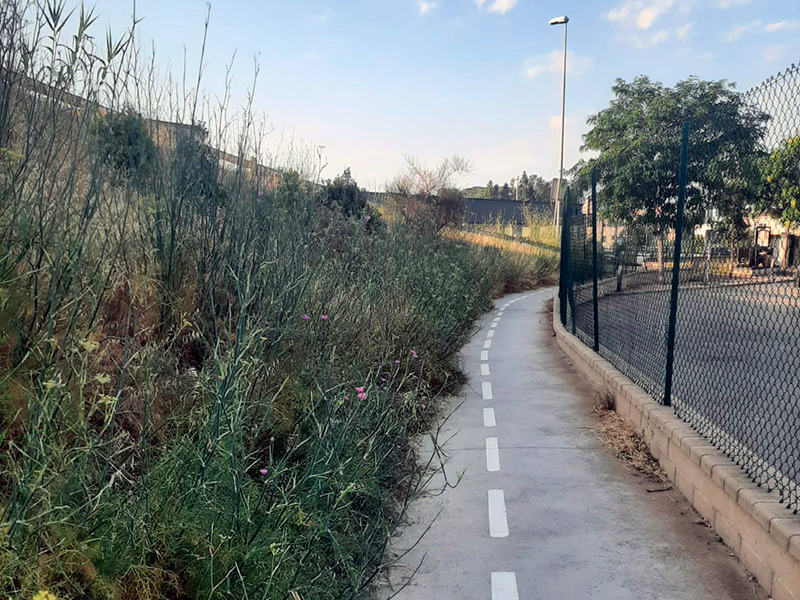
[377,289,764,600]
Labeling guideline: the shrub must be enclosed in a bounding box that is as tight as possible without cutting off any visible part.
[94,110,157,184]
[322,167,367,218]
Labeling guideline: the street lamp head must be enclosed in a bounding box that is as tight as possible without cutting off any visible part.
[549,15,569,25]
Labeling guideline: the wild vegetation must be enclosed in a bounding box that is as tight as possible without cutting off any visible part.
[0,2,555,599]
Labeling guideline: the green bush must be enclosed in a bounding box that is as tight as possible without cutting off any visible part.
[94,110,157,184]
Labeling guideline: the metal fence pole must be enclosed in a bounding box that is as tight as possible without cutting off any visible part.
[591,169,600,352]
[565,188,576,335]
[664,122,691,407]
[559,194,569,327]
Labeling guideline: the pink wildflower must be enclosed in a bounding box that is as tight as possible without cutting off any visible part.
[302,315,309,322]
[394,360,400,365]
[355,387,364,393]
[259,468,268,476]
[321,315,328,321]
[332,297,338,304]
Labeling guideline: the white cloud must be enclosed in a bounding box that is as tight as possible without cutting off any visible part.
[417,1,436,16]
[525,50,593,80]
[315,8,334,23]
[675,22,693,39]
[475,0,518,15]
[717,0,753,7]
[606,0,689,30]
[765,20,800,33]
[724,19,761,41]
[764,45,786,62]
[487,0,517,14]
[627,28,671,48]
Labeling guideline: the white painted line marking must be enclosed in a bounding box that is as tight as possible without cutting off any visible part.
[482,381,493,400]
[488,490,509,537]
[486,437,500,472]
[498,312,504,317]
[481,363,490,376]
[487,329,495,338]
[490,322,498,329]
[491,572,519,600]
[483,340,492,349]
[481,350,489,361]
[483,407,496,427]
[492,317,500,322]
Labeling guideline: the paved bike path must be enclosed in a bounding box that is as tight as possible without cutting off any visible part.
[378,289,762,600]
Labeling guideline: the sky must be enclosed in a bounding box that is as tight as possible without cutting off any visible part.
[91,0,800,190]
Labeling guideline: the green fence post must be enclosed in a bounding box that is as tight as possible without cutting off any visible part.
[559,193,569,327]
[591,169,600,352]
[565,188,576,335]
[664,122,690,407]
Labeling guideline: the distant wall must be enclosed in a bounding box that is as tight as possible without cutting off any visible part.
[464,198,552,225]
[368,194,555,225]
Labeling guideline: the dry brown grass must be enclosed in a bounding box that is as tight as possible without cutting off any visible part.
[592,390,669,484]
[442,228,555,257]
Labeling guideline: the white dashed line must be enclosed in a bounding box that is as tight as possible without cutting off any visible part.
[482,381,493,400]
[481,350,489,361]
[486,437,500,472]
[483,340,492,349]
[481,363,490,376]
[488,490,509,537]
[498,311,504,316]
[491,572,520,600]
[483,407,496,427]
[487,330,495,338]
[490,322,498,329]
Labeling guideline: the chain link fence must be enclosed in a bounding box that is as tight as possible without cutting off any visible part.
[560,61,800,513]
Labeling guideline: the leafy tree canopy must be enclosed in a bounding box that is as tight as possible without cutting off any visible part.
[582,76,768,233]
[761,135,800,228]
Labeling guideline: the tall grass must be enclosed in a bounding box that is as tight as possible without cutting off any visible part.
[0,2,556,598]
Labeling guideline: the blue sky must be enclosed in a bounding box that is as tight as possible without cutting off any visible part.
[94,0,800,189]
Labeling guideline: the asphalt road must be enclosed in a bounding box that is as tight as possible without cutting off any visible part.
[572,280,800,507]
[376,290,762,600]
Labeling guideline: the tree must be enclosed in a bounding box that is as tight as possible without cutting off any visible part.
[486,180,495,199]
[500,183,510,200]
[759,135,800,271]
[322,168,367,218]
[761,135,800,228]
[582,75,768,275]
[387,155,470,231]
[519,171,530,201]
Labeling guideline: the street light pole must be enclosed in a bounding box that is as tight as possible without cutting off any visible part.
[549,15,569,230]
